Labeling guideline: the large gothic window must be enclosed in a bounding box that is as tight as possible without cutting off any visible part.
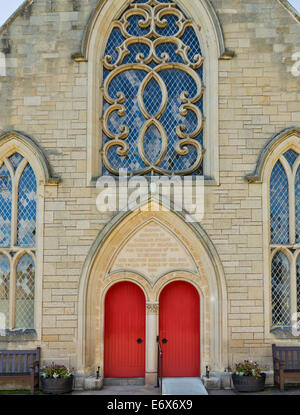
[0,152,36,331]
[102,0,204,176]
[270,149,300,327]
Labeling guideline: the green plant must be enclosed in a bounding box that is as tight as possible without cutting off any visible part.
[41,363,73,379]
[232,360,263,377]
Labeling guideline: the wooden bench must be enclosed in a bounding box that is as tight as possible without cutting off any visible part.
[0,347,41,394]
[272,344,300,392]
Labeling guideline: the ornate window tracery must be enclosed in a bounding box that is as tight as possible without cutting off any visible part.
[101,0,205,176]
[270,148,300,327]
[0,152,36,330]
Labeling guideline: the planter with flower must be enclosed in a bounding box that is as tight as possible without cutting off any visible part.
[41,363,74,394]
[232,360,266,392]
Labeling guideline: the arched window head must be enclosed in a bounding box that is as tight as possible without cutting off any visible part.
[0,152,37,330]
[102,0,205,176]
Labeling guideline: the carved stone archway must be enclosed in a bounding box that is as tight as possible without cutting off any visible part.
[78,201,228,383]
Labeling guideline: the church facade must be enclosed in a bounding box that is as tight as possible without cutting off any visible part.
[0,0,300,389]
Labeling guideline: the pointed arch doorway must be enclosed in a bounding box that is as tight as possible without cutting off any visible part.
[79,202,228,385]
[104,281,146,378]
[159,281,200,377]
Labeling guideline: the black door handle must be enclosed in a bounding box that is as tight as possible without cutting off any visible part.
[137,338,143,344]
[162,338,168,344]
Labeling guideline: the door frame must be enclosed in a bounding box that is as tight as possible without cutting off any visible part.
[79,207,228,383]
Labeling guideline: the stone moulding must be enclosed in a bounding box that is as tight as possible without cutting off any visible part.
[247,127,300,183]
[0,131,61,185]
[78,0,229,62]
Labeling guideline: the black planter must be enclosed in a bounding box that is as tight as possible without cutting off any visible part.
[232,373,266,393]
[41,375,73,394]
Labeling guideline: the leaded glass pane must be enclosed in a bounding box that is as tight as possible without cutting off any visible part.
[296,165,300,243]
[0,163,12,247]
[297,255,300,314]
[272,251,291,326]
[17,163,37,247]
[284,149,298,169]
[270,161,289,244]
[102,0,204,176]
[8,153,24,171]
[15,254,35,329]
[0,254,10,330]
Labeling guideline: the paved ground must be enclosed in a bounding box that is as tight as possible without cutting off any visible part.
[72,385,161,395]
[71,385,300,395]
[208,386,300,395]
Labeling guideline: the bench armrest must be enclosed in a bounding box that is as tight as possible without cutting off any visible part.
[29,360,40,373]
[274,357,285,368]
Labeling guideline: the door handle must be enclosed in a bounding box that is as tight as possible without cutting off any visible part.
[137,338,143,344]
[162,338,168,344]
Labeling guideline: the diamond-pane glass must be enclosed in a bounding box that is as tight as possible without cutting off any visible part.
[8,153,24,171]
[296,164,300,243]
[284,149,298,169]
[297,255,300,314]
[270,161,289,244]
[272,251,291,326]
[0,163,12,247]
[17,163,37,247]
[102,0,203,175]
[0,254,10,329]
[15,254,35,329]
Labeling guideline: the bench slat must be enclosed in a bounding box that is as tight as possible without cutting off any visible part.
[0,353,3,373]
[29,353,33,370]
[17,354,22,373]
[11,354,16,373]
[292,350,295,368]
[23,353,27,373]
[5,354,10,373]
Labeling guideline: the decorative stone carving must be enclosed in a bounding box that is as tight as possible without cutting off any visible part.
[146,302,159,314]
[102,0,205,176]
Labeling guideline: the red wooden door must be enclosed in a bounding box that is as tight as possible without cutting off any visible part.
[104,282,145,378]
[159,281,200,377]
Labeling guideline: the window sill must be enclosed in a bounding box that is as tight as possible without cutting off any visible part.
[270,326,299,339]
[0,329,37,342]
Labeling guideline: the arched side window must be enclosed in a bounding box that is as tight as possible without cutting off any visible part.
[101,0,205,176]
[270,149,300,328]
[0,152,36,331]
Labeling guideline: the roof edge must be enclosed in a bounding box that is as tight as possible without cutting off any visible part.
[278,0,300,24]
[0,0,35,36]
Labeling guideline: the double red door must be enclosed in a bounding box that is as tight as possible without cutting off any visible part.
[104,281,200,378]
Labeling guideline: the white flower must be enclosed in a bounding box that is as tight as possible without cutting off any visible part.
[53,373,59,379]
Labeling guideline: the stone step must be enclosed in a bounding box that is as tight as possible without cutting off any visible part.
[104,377,145,386]
[162,378,208,395]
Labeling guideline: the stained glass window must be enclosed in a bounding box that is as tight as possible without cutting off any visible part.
[15,254,35,329]
[17,164,37,247]
[296,165,300,243]
[0,153,36,330]
[102,0,204,176]
[271,251,290,326]
[0,254,10,330]
[270,148,300,328]
[270,161,289,245]
[297,255,300,315]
